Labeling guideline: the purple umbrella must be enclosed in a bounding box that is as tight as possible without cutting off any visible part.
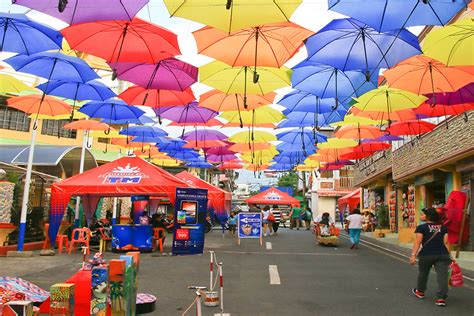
[158,102,218,124]
[183,130,227,141]
[13,0,148,24]
[111,59,198,91]
[361,135,403,142]
[425,82,474,106]
[207,153,237,163]
[205,147,235,156]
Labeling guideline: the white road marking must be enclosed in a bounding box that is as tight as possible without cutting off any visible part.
[218,250,355,256]
[214,314,231,316]
[266,242,272,250]
[269,265,281,285]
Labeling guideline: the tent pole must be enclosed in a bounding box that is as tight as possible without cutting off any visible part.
[74,129,88,227]
[112,197,118,225]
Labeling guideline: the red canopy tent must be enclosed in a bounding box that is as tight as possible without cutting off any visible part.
[338,188,361,212]
[246,187,300,207]
[48,156,189,245]
[175,171,232,219]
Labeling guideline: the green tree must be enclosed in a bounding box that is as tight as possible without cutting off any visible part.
[277,172,298,193]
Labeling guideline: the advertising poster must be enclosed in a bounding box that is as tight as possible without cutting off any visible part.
[238,212,262,246]
[172,187,208,255]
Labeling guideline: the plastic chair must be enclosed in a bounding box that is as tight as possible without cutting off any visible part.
[68,228,91,254]
[42,223,69,254]
[97,227,112,252]
[152,227,166,253]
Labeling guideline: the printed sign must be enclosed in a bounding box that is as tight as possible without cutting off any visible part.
[172,187,208,255]
[238,213,262,239]
[99,163,148,184]
[263,191,282,201]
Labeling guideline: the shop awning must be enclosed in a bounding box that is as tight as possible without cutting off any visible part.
[246,187,300,207]
[337,188,361,211]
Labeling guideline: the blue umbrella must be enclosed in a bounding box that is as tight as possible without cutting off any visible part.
[277,90,336,112]
[120,125,168,138]
[291,61,378,106]
[130,136,170,143]
[157,139,187,151]
[277,110,347,128]
[328,0,469,32]
[36,80,116,101]
[165,150,200,160]
[103,115,156,125]
[79,99,145,128]
[274,151,309,163]
[305,18,421,80]
[0,13,63,54]
[5,52,99,82]
[186,161,213,168]
[269,163,295,171]
[277,128,327,144]
[276,142,316,153]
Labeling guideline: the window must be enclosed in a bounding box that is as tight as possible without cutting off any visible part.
[0,104,31,132]
[320,170,333,178]
[41,119,77,139]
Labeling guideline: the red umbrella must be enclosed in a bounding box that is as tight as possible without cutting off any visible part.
[414,102,474,117]
[118,86,195,108]
[218,162,243,170]
[352,142,391,152]
[386,120,437,136]
[339,151,375,160]
[61,18,180,76]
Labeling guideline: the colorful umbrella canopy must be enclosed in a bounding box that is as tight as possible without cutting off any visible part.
[183,130,228,141]
[206,153,237,163]
[0,13,63,55]
[163,0,303,33]
[339,150,374,160]
[334,125,384,140]
[277,91,335,113]
[352,142,391,152]
[228,131,277,143]
[193,22,312,70]
[386,120,437,136]
[222,122,277,128]
[413,102,474,117]
[36,80,116,101]
[61,18,180,65]
[158,102,218,124]
[186,161,213,168]
[199,90,275,112]
[219,106,285,127]
[63,120,111,131]
[425,83,474,106]
[351,106,418,122]
[5,52,99,82]
[277,142,316,153]
[277,129,327,144]
[229,142,271,152]
[118,86,195,108]
[205,147,235,156]
[79,99,145,123]
[305,18,421,79]
[384,55,474,97]
[218,162,243,170]
[331,114,385,126]
[200,61,292,96]
[119,126,168,138]
[328,0,469,32]
[354,86,427,116]
[13,0,148,24]
[370,135,404,142]
[111,59,198,90]
[184,140,229,149]
[318,138,358,149]
[278,110,346,128]
[423,18,474,66]
[134,147,163,158]
[7,94,72,116]
[165,150,201,160]
[168,118,223,127]
[0,74,31,94]
[291,61,378,102]
[155,158,182,167]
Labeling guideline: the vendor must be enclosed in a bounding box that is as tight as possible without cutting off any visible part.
[139,210,151,226]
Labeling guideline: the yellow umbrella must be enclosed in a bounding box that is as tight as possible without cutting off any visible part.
[354,85,426,121]
[200,61,291,96]
[219,106,284,127]
[163,0,302,33]
[0,74,31,95]
[152,157,181,167]
[423,18,474,66]
[90,130,127,139]
[29,108,89,120]
[331,114,386,127]
[318,138,358,149]
[228,130,276,143]
[296,159,322,171]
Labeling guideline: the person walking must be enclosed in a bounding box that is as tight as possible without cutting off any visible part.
[228,212,237,237]
[262,206,273,236]
[345,208,363,249]
[271,205,281,235]
[303,207,313,230]
[289,204,302,230]
[410,207,451,307]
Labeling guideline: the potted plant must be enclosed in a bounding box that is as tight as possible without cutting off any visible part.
[374,204,390,238]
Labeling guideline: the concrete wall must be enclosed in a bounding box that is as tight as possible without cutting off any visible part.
[314,196,336,221]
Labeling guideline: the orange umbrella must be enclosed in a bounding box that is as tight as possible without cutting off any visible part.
[193,22,312,76]
[353,142,391,152]
[111,137,149,148]
[118,86,195,108]
[63,120,112,131]
[7,94,71,117]
[386,120,437,136]
[384,55,474,98]
[414,102,474,117]
[245,164,270,172]
[199,90,275,111]
[133,147,163,157]
[334,125,384,140]
[229,142,272,152]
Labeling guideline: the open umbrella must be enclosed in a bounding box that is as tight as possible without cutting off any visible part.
[277,110,346,128]
[119,126,168,145]
[425,83,474,106]
[229,142,271,152]
[183,130,228,141]
[62,18,180,77]
[328,0,469,32]
[305,18,421,80]
[7,94,71,251]
[291,61,378,107]
[199,90,274,112]
[352,142,391,152]
[118,86,195,108]
[384,55,474,98]
[414,102,474,118]
[228,131,277,143]
[0,74,31,94]
[13,0,148,24]
[218,162,243,170]
[194,22,311,82]
[334,125,384,140]
[351,106,418,122]
[277,128,327,145]
[277,91,335,113]
[163,0,302,33]
[159,102,218,127]
[219,106,284,128]
[423,18,474,66]
[184,140,229,149]
[332,114,385,127]
[111,59,198,90]
[186,161,213,168]
[168,118,223,127]
[79,99,145,130]
[386,120,437,136]
[0,13,63,55]
[318,138,358,149]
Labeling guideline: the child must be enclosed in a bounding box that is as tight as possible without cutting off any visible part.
[228,212,237,237]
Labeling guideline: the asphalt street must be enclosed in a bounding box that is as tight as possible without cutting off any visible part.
[1,228,473,316]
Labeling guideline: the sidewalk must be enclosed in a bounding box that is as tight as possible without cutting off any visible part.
[359,231,474,274]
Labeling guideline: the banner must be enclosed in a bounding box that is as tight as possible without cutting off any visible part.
[172,187,208,255]
[238,213,262,239]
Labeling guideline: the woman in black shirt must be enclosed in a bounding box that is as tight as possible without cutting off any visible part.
[410,208,451,307]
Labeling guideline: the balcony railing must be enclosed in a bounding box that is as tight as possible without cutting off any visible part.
[336,177,354,190]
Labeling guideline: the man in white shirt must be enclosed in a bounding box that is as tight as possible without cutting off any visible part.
[345,208,363,249]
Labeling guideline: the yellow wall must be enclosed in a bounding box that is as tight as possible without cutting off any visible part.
[317,196,336,220]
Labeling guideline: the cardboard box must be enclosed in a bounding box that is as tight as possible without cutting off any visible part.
[3,300,33,316]
[109,259,126,316]
[90,266,108,316]
[50,283,74,316]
